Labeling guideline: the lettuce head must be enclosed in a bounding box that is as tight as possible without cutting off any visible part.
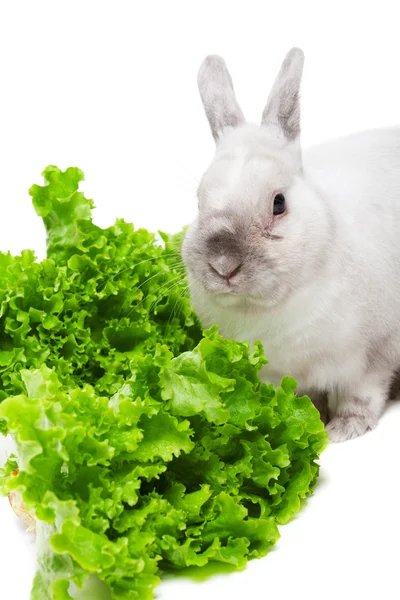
[0,167,328,599]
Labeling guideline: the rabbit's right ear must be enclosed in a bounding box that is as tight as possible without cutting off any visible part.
[261,47,304,144]
[198,55,245,142]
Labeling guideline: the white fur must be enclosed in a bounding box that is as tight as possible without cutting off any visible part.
[183,49,400,442]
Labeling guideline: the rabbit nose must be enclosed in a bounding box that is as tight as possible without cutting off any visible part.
[209,257,242,281]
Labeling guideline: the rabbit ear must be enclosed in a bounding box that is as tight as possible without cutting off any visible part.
[261,47,304,142]
[198,55,245,141]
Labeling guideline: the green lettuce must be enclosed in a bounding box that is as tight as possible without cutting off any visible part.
[0,167,328,599]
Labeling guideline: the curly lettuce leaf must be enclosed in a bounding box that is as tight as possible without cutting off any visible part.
[1,337,327,598]
[0,167,200,406]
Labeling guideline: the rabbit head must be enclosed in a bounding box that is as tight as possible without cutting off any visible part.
[182,48,334,317]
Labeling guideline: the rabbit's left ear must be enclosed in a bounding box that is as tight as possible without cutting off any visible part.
[198,55,245,142]
[261,47,304,144]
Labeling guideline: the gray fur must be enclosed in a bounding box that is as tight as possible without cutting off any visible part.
[325,373,391,442]
[197,55,245,141]
[190,207,276,295]
[325,415,375,440]
[206,229,243,258]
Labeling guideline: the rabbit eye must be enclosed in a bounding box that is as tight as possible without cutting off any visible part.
[273,193,286,215]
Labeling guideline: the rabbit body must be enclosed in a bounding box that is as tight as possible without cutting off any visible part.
[182,49,400,442]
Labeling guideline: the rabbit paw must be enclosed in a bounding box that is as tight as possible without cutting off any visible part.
[326,414,374,443]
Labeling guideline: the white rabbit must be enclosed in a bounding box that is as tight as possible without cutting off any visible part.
[181,47,400,442]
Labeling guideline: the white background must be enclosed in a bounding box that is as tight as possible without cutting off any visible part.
[1,1,400,598]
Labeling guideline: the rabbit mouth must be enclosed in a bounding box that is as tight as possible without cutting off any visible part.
[213,291,268,310]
